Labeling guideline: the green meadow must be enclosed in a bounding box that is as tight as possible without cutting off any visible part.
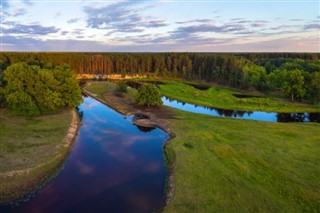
[158,81,320,113]
[85,81,320,212]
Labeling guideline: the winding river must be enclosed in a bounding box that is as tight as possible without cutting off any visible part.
[162,97,320,123]
[2,86,319,212]
[2,97,169,213]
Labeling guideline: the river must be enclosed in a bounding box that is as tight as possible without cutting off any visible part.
[162,97,320,123]
[2,97,169,213]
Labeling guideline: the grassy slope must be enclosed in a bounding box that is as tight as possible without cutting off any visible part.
[84,81,116,99]
[158,81,320,113]
[84,81,137,99]
[85,81,320,212]
[0,109,73,202]
[164,111,320,212]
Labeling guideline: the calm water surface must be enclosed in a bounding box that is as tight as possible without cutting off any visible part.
[2,97,169,213]
[162,97,320,123]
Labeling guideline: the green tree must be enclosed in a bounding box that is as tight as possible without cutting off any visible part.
[0,73,5,107]
[4,63,82,115]
[268,69,287,89]
[281,69,306,102]
[154,68,159,77]
[115,81,128,94]
[242,63,269,91]
[121,68,126,78]
[135,84,162,107]
[173,67,178,78]
[305,72,320,103]
[52,65,82,107]
[182,66,187,79]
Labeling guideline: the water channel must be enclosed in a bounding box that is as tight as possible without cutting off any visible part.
[162,97,320,123]
[2,97,169,213]
[2,85,319,212]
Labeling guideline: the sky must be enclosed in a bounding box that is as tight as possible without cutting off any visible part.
[0,0,319,52]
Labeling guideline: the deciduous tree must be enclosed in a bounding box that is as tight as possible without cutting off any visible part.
[135,84,162,107]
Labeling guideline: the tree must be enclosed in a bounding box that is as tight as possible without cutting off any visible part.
[135,84,162,107]
[115,81,128,94]
[121,68,126,78]
[281,69,306,102]
[305,71,320,103]
[182,66,187,79]
[0,72,5,107]
[242,63,269,91]
[3,63,82,115]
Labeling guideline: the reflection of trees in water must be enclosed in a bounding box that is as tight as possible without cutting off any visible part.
[76,106,84,121]
[163,97,320,123]
[309,113,320,123]
[135,125,156,133]
[164,97,252,118]
[277,113,320,123]
[214,108,252,118]
[277,113,307,122]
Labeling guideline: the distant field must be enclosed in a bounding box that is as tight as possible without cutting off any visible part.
[158,81,320,113]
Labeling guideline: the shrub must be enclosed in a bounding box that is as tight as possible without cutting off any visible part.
[115,81,128,94]
[135,83,162,107]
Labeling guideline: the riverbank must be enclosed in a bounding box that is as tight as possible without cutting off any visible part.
[0,109,80,203]
[157,81,320,113]
[83,82,175,137]
[84,81,320,212]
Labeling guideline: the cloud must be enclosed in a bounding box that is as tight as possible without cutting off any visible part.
[83,1,167,34]
[171,23,248,37]
[270,25,293,30]
[250,20,268,28]
[54,11,62,18]
[60,31,69,36]
[304,23,320,30]
[2,34,319,52]
[22,0,34,6]
[290,18,304,22]
[11,8,27,17]
[144,20,167,28]
[176,19,212,24]
[67,18,80,24]
[0,0,9,9]
[0,0,10,20]
[2,21,59,35]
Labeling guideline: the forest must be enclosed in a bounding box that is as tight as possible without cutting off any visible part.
[1,52,319,103]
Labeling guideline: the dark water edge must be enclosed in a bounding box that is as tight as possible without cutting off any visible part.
[162,97,320,123]
[1,97,170,213]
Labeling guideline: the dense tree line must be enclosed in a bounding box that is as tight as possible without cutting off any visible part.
[1,52,319,103]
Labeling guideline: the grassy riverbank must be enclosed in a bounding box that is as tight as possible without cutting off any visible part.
[158,81,320,113]
[84,81,320,212]
[0,109,78,203]
[164,111,320,212]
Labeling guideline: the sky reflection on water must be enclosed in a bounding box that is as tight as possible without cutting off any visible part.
[3,97,169,213]
[162,97,320,123]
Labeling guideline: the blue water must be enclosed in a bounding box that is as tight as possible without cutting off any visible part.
[2,97,169,213]
[162,97,320,123]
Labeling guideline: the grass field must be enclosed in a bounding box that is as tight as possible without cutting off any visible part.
[0,109,75,202]
[164,110,320,212]
[84,81,320,212]
[158,81,320,113]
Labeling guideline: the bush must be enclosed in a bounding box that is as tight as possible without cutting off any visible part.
[135,83,162,106]
[115,81,128,94]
